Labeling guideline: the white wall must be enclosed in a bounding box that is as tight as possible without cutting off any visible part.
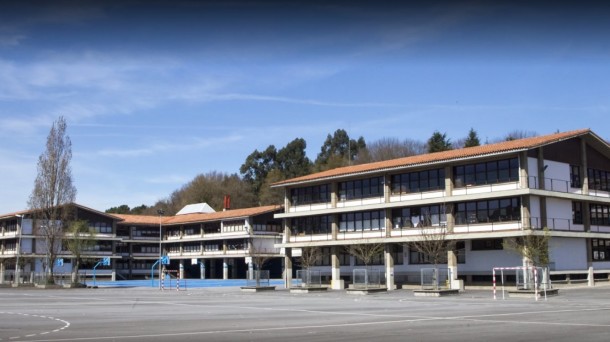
[549,237,588,270]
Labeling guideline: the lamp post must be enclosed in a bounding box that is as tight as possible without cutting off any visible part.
[157,209,164,289]
[15,214,24,285]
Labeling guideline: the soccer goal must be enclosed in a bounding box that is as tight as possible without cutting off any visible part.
[492,266,550,301]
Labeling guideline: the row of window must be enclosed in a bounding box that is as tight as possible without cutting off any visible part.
[291,184,330,206]
[392,205,447,228]
[592,239,610,261]
[223,220,246,232]
[391,169,445,194]
[454,158,519,188]
[305,240,507,266]
[455,198,521,225]
[573,202,610,226]
[132,229,159,237]
[338,177,384,201]
[570,166,610,192]
[291,198,522,235]
[339,210,385,232]
[291,157,520,206]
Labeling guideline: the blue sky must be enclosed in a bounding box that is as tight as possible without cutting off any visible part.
[1,1,609,214]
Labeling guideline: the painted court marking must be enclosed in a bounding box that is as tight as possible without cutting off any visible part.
[0,312,70,341]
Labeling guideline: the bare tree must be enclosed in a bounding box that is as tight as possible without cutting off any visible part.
[28,116,77,284]
[299,246,323,270]
[503,227,550,267]
[64,220,97,287]
[409,227,454,267]
[249,239,274,287]
[408,226,455,290]
[345,243,385,269]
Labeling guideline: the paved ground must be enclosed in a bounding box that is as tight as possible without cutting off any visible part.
[1,284,610,342]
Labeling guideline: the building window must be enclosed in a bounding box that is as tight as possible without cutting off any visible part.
[456,241,466,264]
[590,204,610,226]
[391,168,445,194]
[339,210,384,232]
[570,165,581,188]
[291,184,330,206]
[588,168,610,192]
[204,242,220,251]
[573,202,583,225]
[392,205,447,228]
[339,177,383,201]
[314,247,331,266]
[291,215,331,235]
[92,222,112,234]
[471,238,504,250]
[454,157,518,188]
[455,198,520,224]
[592,239,610,261]
[183,243,201,253]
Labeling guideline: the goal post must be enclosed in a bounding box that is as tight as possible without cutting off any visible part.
[492,266,549,301]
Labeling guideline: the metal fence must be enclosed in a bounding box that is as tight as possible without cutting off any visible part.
[246,270,270,287]
[352,269,383,289]
[0,271,87,286]
[294,269,322,288]
[420,268,451,290]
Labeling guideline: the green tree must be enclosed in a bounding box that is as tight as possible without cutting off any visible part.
[355,137,425,164]
[464,128,481,147]
[276,138,312,179]
[105,204,131,214]
[28,116,77,284]
[427,131,452,153]
[315,129,366,171]
[240,145,277,198]
[64,220,97,287]
[504,130,538,141]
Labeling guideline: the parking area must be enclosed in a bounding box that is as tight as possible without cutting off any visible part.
[1,284,610,342]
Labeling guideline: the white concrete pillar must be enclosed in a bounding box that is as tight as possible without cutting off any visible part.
[223,258,229,280]
[588,266,595,287]
[331,246,344,290]
[284,248,292,288]
[248,262,254,280]
[200,260,205,280]
[447,249,463,290]
[384,245,395,291]
[179,260,184,279]
[0,261,4,284]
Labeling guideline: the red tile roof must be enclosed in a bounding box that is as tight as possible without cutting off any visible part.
[113,205,283,226]
[273,128,594,187]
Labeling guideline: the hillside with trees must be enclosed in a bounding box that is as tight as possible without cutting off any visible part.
[106,128,536,215]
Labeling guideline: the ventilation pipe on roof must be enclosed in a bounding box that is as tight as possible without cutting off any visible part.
[223,195,231,211]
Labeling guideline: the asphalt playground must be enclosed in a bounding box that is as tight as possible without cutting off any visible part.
[2,283,610,342]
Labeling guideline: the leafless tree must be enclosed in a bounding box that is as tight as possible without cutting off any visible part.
[28,116,77,284]
[249,239,274,287]
[408,226,455,290]
[503,227,550,267]
[345,243,385,269]
[64,220,97,286]
[408,226,455,267]
[299,246,322,269]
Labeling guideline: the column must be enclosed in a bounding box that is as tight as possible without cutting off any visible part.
[200,259,206,279]
[538,147,548,228]
[447,249,463,290]
[284,248,292,288]
[331,246,343,289]
[222,258,229,280]
[581,138,589,195]
[248,261,254,280]
[0,261,4,285]
[384,244,395,291]
[179,260,184,279]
